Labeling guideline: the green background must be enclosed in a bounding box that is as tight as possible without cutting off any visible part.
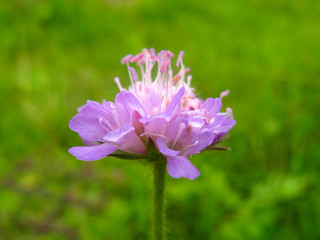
[1,0,319,239]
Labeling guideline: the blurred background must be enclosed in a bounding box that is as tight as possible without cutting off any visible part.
[1,0,319,239]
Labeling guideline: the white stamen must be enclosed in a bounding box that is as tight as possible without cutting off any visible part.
[99,118,113,131]
[220,89,230,98]
[140,132,166,138]
[176,51,185,67]
[226,107,233,117]
[172,122,185,148]
[111,109,120,127]
[187,75,192,87]
[182,140,199,152]
[114,77,123,91]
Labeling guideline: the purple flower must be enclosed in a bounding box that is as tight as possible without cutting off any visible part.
[69,49,235,180]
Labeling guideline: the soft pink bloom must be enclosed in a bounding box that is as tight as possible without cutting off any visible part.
[69,49,235,180]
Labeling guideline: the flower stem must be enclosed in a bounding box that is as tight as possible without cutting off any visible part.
[152,160,166,240]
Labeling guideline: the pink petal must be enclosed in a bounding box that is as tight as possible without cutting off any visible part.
[202,98,222,118]
[144,91,162,115]
[182,129,215,155]
[104,124,146,154]
[156,138,180,157]
[165,116,188,143]
[69,143,119,161]
[79,100,110,116]
[115,91,147,117]
[165,87,185,114]
[167,156,200,180]
[69,114,108,142]
[140,115,170,137]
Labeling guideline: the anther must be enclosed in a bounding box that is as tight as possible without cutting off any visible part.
[172,74,181,85]
[160,60,171,73]
[220,89,230,98]
[176,51,185,67]
[129,67,139,82]
[121,54,133,64]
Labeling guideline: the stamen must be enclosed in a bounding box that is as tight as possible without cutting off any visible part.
[160,60,170,73]
[220,89,230,98]
[110,103,115,109]
[166,50,174,58]
[111,109,120,127]
[182,140,199,152]
[187,75,192,87]
[99,117,113,131]
[151,55,159,61]
[130,53,144,63]
[121,54,133,64]
[172,122,185,148]
[176,51,185,67]
[137,58,144,66]
[172,74,181,85]
[150,48,155,56]
[127,63,134,87]
[129,67,139,82]
[114,77,123,91]
[140,132,166,138]
[142,48,149,55]
[158,50,167,67]
[168,69,173,80]
[226,107,233,117]
[139,64,145,83]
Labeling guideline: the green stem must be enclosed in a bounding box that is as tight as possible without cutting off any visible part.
[152,160,166,240]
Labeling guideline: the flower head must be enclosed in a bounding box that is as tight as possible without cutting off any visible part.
[69,49,235,180]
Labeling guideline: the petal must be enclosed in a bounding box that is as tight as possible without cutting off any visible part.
[80,135,98,146]
[165,87,185,114]
[202,98,222,118]
[130,110,144,136]
[208,114,227,127]
[140,115,170,137]
[115,91,147,117]
[209,114,236,134]
[79,100,111,117]
[144,91,162,115]
[156,138,180,157]
[182,129,215,155]
[103,124,134,143]
[102,100,116,112]
[69,114,108,142]
[217,118,236,132]
[165,116,188,143]
[212,118,236,142]
[187,116,205,132]
[70,100,119,141]
[167,156,200,180]
[104,124,146,154]
[69,142,119,161]
[178,109,208,132]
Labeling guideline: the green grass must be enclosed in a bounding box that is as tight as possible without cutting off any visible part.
[1,0,320,239]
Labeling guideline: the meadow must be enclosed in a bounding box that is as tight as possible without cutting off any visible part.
[0,0,320,239]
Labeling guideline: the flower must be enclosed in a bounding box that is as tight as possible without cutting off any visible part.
[69,49,235,180]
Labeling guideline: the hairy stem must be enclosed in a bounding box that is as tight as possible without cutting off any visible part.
[152,160,166,240]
